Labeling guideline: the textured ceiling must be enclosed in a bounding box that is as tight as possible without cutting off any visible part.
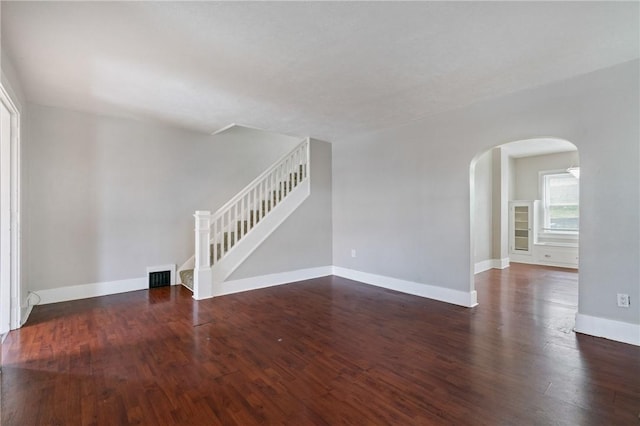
[1,2,638,141]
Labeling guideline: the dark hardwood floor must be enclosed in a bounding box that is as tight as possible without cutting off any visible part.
[1,264,639,425]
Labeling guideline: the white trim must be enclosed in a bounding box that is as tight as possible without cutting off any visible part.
[146,264,177,286]
[210,139,309,221]
[333,266,478,308]
[192,139,310,299]
[216,266,333,296]
[538,230,579,240]
[474,259,494,274]
[32,277,147,305]
[473,258,511,274]
[23,265,479,311]
[211,123,295,137]
[19,292,39,326]
[473,259,493,274]
[575,313,640,346]
[211,123,237,135]
[539,169,580,233]
[495,257,510,269]
[212,179,310,285]
[510,254,578,270]
[0,80,21,330]
[20,303,33,326]
[18,270,638,348]
[0,97,12,334]
[534,241,578,248]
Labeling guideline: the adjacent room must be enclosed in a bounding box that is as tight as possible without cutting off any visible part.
[1,2,638,424]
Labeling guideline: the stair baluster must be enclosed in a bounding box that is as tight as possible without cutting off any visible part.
[180,139,310,298]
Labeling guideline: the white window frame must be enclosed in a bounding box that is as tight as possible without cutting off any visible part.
[539,169,579,238]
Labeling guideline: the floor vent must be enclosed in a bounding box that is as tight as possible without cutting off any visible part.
[149,270,171,288]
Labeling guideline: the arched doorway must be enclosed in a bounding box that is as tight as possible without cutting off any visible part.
[470,138,580,307]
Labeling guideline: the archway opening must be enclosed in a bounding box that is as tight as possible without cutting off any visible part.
[469,137,580,315]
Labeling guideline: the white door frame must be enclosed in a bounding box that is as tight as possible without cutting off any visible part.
[0,81,21,331]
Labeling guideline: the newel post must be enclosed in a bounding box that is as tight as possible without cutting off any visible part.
[193,210,213,299]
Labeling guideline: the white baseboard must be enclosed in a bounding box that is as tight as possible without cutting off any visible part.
[474,258,510,274]
[18,269,638,349]
[216,266,333,297]
[474,260,493,274]
[333,266,477,308]
[495,257,510,269]
[12,305,22,329]
[24,264,478,310]
[33,277,147,305]
[20,303,34,326]
[574,313,640,346]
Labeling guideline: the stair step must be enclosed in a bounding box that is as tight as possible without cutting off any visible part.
[179,269,194,289]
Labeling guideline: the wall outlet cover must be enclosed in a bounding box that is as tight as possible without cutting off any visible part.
[616,293,630,308]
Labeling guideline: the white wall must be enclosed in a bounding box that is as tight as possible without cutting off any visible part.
[1,51,26,109]
[473,150,492,263]
[25,106,302,291]
[333,60,639,328]
[513,150,579,200]
[508,156,516,202]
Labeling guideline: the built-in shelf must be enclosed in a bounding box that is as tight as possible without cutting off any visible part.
[509,201,539,255]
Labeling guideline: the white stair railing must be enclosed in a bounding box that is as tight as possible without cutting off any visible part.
[192,138,310,299]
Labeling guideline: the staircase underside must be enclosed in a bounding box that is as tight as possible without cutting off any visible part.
[180,166,308,293]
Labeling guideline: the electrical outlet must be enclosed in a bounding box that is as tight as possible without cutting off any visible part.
[617,293,630,308]
[351,249,357,258]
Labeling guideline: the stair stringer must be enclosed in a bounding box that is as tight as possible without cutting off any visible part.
[201,178,310,298]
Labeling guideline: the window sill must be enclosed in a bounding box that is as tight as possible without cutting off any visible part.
[534,241,578,248]
[539,231,579,240]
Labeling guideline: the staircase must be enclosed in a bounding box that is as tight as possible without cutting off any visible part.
[178,139,310,299]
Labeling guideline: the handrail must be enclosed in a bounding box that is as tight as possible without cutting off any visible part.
[206,137,310,265]
[210,138,309,221]
[190,137,311,298]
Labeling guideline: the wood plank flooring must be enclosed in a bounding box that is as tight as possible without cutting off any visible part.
[1,264,639,425]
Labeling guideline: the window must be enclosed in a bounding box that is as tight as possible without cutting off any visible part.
[541,171,579,233]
